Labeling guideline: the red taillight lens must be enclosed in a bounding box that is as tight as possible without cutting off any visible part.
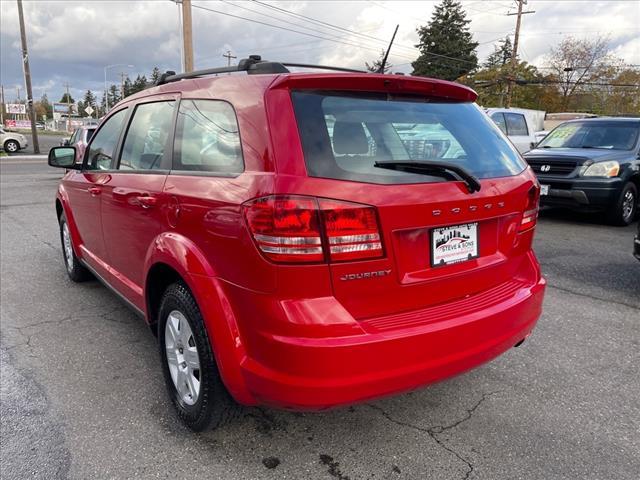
[243,196,384,263]
[319,199,383,262]
[243,196,324,262]
[519,184,540,232]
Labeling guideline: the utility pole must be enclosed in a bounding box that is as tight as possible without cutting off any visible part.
[63,82,71,132]
[223,50,237,67]
[181,0,194,72]
[505,0,535,108]
[17,0,39,153]
[0,84,4,126]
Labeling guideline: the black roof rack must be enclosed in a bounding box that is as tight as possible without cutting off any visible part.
[155,55,367,86]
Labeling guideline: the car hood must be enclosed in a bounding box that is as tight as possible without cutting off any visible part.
[525,147,630,163]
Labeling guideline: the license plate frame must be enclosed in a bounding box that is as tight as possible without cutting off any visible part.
[431,222,479,267]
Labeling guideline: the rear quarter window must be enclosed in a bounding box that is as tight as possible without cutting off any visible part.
[291,92,526,184]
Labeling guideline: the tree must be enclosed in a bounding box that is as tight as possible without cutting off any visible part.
[131,74,148,94]
[365,50,392,73]
[412,0,478,81]
[80,90,97,118]
[545,36,612,110]
[485,37,513,69]
[150,67,161,85]
[123,76,133,98]
[107,84,121,107]
[38,93,52,119]
[60,92,75,104]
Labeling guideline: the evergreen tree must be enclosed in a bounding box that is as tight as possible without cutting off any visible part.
[131,74,148,94]
[412,0,478,81]
[123,76,133,97]
[81,90,97,117]
[60,92,75,104]
[150,67,161,85]
[485,37,514,68]
[77,100,86,117]
[365,50,393,73]
[107,84,121,107]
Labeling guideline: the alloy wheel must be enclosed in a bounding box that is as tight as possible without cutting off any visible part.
[165,310,201,406]
[62,222,74,272]
[622,189,635,223]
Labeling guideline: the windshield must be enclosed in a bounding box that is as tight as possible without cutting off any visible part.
[291,91,526,184]
[537,121,639,150]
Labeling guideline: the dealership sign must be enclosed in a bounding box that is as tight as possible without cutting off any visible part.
[53,103,71,113]
[4,119,32,128]
[5,103,26,114]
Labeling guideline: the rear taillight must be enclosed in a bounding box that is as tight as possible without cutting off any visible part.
[319,199,383,261]
[519,184,540,232]
[243,195,384,263]
[243,196,323,262]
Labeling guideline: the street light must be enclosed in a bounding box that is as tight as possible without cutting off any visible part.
[104,64,134,113]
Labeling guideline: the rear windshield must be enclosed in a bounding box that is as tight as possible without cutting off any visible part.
[537,121,639,150]
[291,91,526,184]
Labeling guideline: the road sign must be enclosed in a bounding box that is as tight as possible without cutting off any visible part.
[84,106,94,116]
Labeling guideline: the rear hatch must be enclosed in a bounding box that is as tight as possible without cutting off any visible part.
[267,75,539,321]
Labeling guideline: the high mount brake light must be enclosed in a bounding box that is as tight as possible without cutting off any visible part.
[243,196,384,263]
[519,184,540,232]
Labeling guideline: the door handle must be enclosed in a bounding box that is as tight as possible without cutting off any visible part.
[135,195,157,209]
[87,186,101,195]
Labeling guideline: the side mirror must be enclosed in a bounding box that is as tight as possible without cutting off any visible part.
[48,146,79,169]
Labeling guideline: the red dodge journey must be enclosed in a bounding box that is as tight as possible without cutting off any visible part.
[48,56,546,431]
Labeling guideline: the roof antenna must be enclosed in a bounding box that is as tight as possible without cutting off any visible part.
[378,24,399,74]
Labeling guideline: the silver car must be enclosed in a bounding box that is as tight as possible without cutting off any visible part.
[1,126,28,153]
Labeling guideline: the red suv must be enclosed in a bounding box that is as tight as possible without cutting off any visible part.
[48,56,546,431]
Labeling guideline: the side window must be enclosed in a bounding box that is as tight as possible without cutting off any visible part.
[173,100,243,173]
[119,101,174,171]
[85,109,128,170]
[505,113,529,136]
[491,113,507,135]
[69,129,80,145]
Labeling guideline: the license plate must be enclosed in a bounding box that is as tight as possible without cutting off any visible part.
[540,184,549,196]
[431,223,479,267]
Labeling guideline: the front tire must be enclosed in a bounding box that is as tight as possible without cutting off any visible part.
[606,182,637,226]
[4,139,19,153]
[59,213,91,282]
[158,283,235,431]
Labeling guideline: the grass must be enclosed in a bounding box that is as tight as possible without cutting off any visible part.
[10,128,70,137]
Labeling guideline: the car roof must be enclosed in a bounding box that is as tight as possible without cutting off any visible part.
[564,117,640,124]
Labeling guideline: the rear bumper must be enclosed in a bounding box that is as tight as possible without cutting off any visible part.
[538,176,622,210]
[235,273,546,410]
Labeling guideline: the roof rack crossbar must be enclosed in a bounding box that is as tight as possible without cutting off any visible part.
[282,62,367,74]
[155,55,369,86]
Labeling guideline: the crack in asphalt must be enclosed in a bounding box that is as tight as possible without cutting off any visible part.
[547,283,639,311]
[368,391,501,480]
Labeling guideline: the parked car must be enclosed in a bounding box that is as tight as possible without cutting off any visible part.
[486,108,545,153]
[60,125,96,164]
[0,126,28,153]
[36,121,46,130]
[634,222,640,261]
[524,118,640,225]
[47,56,546,431]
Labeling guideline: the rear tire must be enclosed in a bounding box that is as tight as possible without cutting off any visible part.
[606,182,637,226]
[59,213,91,282]
[4,139,19,153]
[158,282,236,431]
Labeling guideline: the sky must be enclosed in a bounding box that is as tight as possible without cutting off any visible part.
[1,0,638,105]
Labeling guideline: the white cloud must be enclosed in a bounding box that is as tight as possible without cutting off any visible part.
[1,0,638,102]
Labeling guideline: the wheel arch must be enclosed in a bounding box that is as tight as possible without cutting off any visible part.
[144,234,255,405]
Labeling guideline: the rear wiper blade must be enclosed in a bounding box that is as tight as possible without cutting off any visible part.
[374,160,481,193]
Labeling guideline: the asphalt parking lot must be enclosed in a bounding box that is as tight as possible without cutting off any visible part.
[1,157,639,480]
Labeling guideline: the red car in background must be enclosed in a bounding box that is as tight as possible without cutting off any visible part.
[47,56,546,431]
[60,125,96,164]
